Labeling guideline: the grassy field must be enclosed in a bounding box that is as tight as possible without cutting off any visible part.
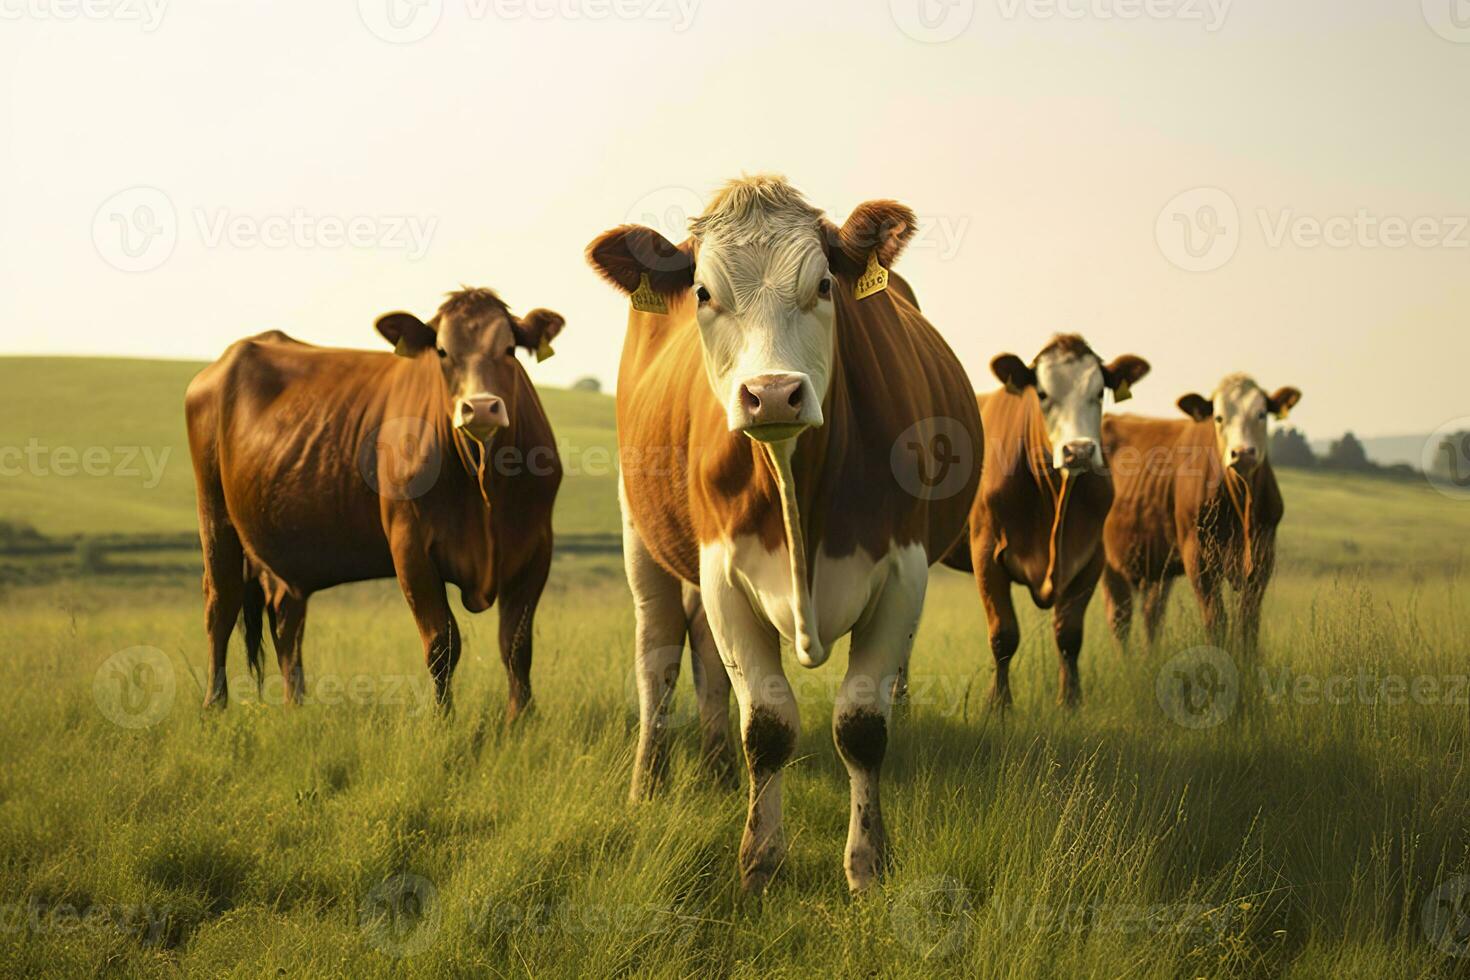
[2,358,1470,977]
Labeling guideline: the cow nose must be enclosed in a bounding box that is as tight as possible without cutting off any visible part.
[739,374,805,426]
[455,394,508,439]
[1060,439,1096,470]
[1229,446,1259,470]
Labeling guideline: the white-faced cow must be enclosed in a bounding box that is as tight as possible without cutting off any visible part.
[184,288,564,718]
[943,335,1150,706]
[1102,373,1302,652]
[586,175,982,894]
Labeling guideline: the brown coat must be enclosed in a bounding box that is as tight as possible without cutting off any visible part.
[185,293,562,715]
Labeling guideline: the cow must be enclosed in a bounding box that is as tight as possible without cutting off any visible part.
[943,335,1150,707]
[586,175,982,895]
[1101,373,1302,652]
[184,289,565,718]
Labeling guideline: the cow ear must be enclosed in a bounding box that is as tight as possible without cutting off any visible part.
[823,200,918,278]
[1267,386,1302,419]
[990,354,1036,393]
[1177,393,1213,422]
[1102,355,1151,401]
[585,225,695,297]
[513,308,566,362]
[376,312,436,357]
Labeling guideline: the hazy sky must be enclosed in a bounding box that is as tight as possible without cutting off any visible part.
[2,0,1467,438]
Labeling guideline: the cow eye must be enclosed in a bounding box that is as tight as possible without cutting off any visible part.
[696,285,711,304]
[1258,411,1267,420]
[1214,415,1224,424]
[1037,390,1048,401]
[436,347,448,359]
[817,278,832,299]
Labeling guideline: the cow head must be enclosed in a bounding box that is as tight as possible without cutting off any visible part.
[991,335,1150,473]
[586,175,915,444]
[1177,374,1302,475]
[375,288,564,443]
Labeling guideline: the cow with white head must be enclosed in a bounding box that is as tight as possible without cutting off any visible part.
[587,175,982,895]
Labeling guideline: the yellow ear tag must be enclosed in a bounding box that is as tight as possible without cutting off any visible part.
[394,337,416,358]
[1005,380,1023,396]
[854,251,889,300]
[1113,380,1132,403]
[630,274,669,315]
[536,337,555,363]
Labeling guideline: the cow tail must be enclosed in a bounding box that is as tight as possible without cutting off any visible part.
[241,576,266,695]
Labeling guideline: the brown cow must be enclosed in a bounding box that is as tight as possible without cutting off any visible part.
[944,336,1150,707]
[1101,373,1302,652]
[184,289,565,717]
[586,175,982,894]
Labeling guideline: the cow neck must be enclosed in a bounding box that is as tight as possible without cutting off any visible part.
[1023,397,1073,605]
[1221,464,1256,578]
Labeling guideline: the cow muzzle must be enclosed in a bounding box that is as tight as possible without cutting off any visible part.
[731,372,822,442]
[1057,439,1101,474]
[1228,445,1260,475]
[455,394,508,442]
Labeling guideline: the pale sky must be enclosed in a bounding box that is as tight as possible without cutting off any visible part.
[2,0,1467,438]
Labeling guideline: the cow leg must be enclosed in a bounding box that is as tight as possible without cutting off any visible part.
[1237,550,1273,656]
[623,500,686,800]
[837,546,927,893]
[700,550,794,896]
[1102,564,1133,651]
[1140,578,1174,649]
[272,593,308,706]
[498,538,551,723]
[1184,549,1226,645]
[389,539,460,712]
[198,514,245,709]
[1054,551,1104,709]
[684,586,736,788]
[976,537,1019,709]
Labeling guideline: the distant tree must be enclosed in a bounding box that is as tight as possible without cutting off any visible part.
[1323,432,1372,471]
[1269,427,1316,468]
[572,376,603,394]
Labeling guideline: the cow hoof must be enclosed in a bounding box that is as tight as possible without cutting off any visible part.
[505,698,534,726]
[845,848,886,894]
[739,836,784,895]
[202,694,227,711]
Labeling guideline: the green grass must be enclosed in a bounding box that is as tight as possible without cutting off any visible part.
[2,358,1470,977]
